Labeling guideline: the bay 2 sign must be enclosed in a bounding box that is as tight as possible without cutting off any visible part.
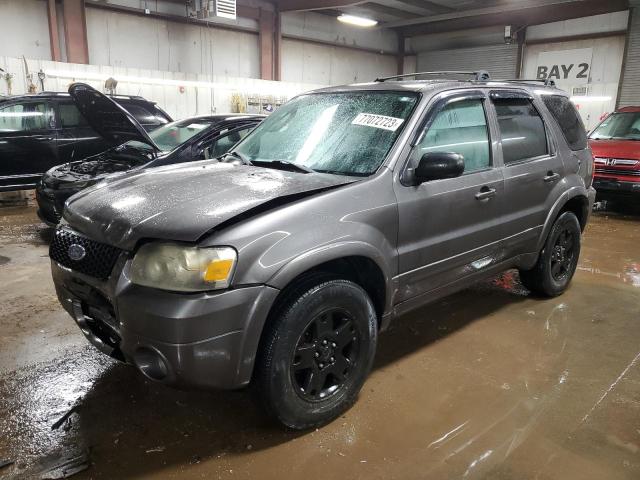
[535,48,593,84]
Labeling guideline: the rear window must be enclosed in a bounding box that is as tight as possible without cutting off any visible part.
[117,102,169,127]
[542,95,587,150]
[492,97,548,164]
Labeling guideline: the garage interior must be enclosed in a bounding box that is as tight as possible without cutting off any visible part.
[1,0,640,479]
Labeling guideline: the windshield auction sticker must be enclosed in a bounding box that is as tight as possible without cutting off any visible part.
[352,113,405,131]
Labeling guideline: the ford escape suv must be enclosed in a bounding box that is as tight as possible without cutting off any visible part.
[50,72,595,429]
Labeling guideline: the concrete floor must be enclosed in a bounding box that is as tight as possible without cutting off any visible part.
[1,205,639,480]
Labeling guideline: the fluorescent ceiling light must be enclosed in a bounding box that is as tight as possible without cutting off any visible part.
[337,14,378,27]
[570,96,612,102]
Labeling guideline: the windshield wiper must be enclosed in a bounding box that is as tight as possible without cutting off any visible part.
[219,151,253,166]
[252,159,314,174]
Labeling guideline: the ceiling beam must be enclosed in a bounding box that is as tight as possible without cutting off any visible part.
[276,0,366,12]
[359,2,416,19]
[393,0,456,15]
[396,0,629,36]
[384,0,622,28]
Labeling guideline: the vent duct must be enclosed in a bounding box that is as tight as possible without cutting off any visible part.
[216,0,236,19]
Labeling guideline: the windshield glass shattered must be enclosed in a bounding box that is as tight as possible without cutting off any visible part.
[233,91,419,176]
[590,112,640,140]
[125,119,216,152]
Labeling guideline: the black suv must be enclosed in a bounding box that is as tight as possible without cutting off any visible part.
[0,92,171,191]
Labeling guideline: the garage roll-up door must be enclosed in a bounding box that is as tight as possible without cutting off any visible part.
[619,8,640,107]
[416,44,519,80]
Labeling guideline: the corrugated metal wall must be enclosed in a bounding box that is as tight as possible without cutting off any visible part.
[618,8,640,107]
[416,44,519,80]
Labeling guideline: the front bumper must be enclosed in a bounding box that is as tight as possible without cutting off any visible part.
[51,260,279,389]
[593,177,640,198]
[36,182,71,225]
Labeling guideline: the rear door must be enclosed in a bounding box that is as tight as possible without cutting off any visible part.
[0,99,57,190]
[489,90,564,257]
[393,90,505,304]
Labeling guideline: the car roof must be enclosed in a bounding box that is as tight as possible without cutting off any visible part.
[1,91,160,105]
[310,78,568,97]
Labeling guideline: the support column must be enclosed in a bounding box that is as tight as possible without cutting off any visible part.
[47,0,62,61]
[63,0,89,64]
[274,11,282,81]
[259,9,275,80]
[397,34,405,75]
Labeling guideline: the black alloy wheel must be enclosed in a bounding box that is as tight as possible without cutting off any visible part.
[291,307,360,401]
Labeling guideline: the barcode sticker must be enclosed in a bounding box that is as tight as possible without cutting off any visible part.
[352,113,404,131]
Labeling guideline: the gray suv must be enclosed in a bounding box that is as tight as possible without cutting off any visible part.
[50,72,596,429]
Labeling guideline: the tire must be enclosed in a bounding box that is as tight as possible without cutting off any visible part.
[519,211,581,297]
[255,275,377,430]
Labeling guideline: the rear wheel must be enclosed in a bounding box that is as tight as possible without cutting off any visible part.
[519,211,581,297]
[255,276,377,429]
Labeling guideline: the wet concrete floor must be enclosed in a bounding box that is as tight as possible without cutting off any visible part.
[0,204,639,479]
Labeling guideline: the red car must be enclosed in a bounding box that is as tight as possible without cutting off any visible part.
[589,106,640,200]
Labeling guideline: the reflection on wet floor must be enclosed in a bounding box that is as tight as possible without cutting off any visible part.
[1,205,639,479]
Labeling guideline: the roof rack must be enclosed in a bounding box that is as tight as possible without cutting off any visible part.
[498,78,557,87]
[375,70,491,82]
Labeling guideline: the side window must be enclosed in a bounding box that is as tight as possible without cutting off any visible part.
[492,97,548,164]
[0,102,52,132]
[204,127,254,159]
[541,95,587,150]
[59,102,89,128]
[414,98,491,173]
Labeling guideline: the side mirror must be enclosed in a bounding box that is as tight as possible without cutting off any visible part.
[414,152,465,183]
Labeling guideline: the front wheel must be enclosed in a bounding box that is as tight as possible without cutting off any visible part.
[255,276,377,430]
[519,211,582,297]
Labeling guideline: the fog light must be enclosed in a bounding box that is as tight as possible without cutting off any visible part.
[134,347,169,381]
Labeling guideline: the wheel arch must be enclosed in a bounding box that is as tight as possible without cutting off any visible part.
[536,187,590,252]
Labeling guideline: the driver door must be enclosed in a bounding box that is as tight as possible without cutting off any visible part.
[393,91,505,304]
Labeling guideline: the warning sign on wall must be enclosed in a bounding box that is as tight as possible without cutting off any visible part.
[535,48,593,84]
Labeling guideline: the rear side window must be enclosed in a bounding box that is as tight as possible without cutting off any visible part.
[59,102,89,128]
[542,95,587,150]
[493,98,548,164]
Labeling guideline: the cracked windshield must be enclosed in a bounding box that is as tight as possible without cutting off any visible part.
[234,91,418,176]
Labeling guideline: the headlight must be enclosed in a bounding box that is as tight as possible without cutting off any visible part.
[129,243,237,292]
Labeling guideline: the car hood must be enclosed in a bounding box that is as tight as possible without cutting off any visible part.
[589,138,640,160]
[64,161,355,250]
[68,83,160,150]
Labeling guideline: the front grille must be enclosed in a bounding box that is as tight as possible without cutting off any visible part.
[50,228,123,279]
[594,168,640,176]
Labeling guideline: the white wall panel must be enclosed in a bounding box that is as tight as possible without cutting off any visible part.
[86,9,260,78]
[0,0,52,60]
[281,39,396,85]
[527,11,629,42]
[0,56,324,120]
[281,11,398,53]
[523,36,625,129]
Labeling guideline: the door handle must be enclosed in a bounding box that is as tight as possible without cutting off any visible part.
[544,171,560,183]
[475,187,497,201]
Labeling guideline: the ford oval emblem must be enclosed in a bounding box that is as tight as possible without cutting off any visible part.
[68,244,86,261]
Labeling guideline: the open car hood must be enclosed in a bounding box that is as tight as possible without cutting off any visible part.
[64,161,354,250]
[68,83,160,150]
